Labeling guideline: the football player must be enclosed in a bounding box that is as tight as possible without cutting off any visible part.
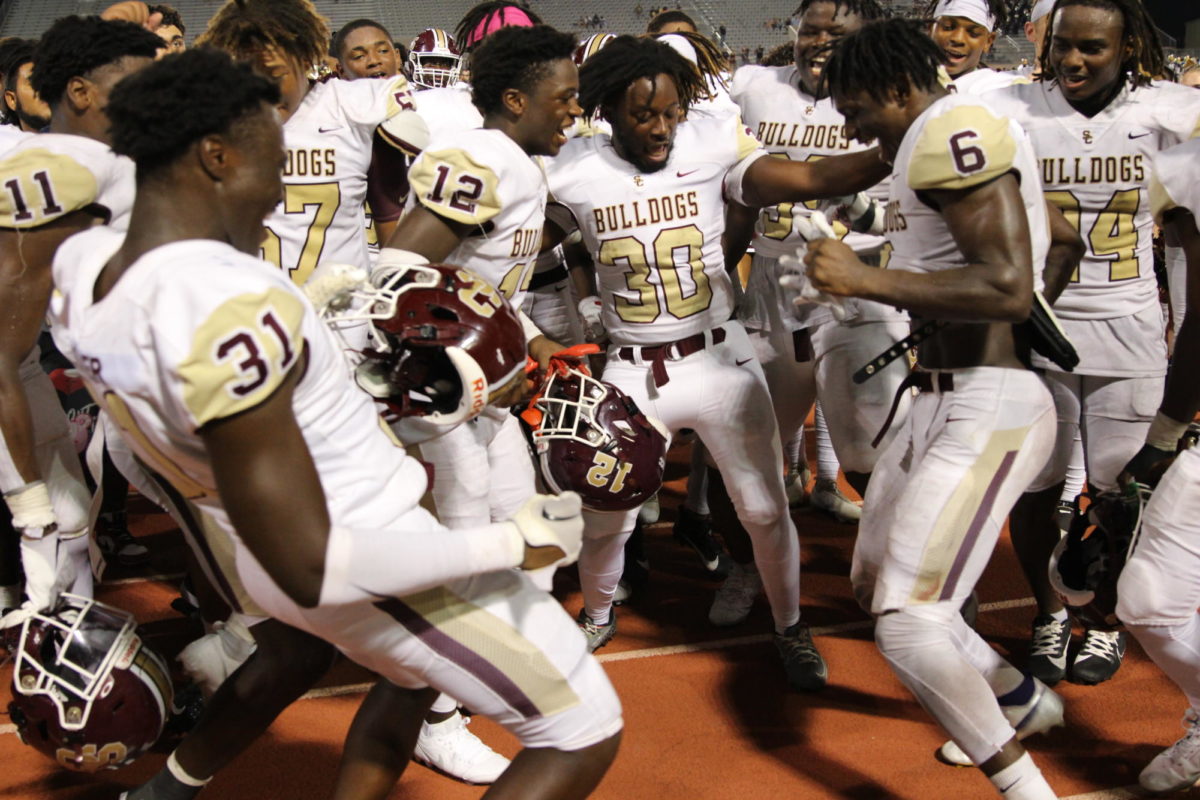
[1,39,50,133]
[55,47,621,800]
[198,0,421,289]
[333,18,402,81]
[406,28,463,90]
[987,0,1200,687]
[0,16,161,622]
[926,0,1028,94]
[812,19,1066,798]
[728,0,909,537]
[1114,135,1200,794]
[151,4,186,54]
[545,34,888,686]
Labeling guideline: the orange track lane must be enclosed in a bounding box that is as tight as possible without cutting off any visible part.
[4,454,1200,799]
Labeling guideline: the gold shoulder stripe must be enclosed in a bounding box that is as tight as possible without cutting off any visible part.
[0,148,100,229]
[735,117,762,162]
[385,75,417,119]
[410,146,503,226]
[1149,170,1178,225]
[908,103,1016,192]
[179,287,306,427]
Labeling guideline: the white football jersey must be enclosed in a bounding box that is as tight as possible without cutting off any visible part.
[886,93,1049,295]
[0,124,32,150]
[1151,137,1200,223]
[952,67,1028,95]
[986,80,1200,320]
[262,75,418,286]
[729,65,884,259]
[413,83,483,140]
[545,114,763,345]
[0,133,134,231]
[50,227,427,541]
[407,128,546,308]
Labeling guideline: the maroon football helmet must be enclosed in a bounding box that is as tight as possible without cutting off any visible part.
[406,28,462,89]
[531,365,668,512]
[8,594,173,771]
[345,263,527,425]
[1048,489,1145,630]
[573,33,615,66]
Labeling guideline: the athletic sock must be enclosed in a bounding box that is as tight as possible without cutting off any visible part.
[989,752,1055,799]
[122,752,210,800]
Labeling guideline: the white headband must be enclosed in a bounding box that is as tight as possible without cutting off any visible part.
[658,34,698,65]
[1029,0,1055,22]
[933,0,996,31]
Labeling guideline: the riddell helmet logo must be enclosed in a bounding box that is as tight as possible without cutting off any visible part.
[469,378,486,414]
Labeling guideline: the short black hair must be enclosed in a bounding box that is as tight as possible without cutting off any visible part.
[332,18,392,62]
[1041,0,1164,90]
[793,0,889,22]
[1,38,36,95]
[107,48,281,178]
[579,35,708,121]
[825,18,944,104]
[455,2,543,52]
[150,3,186,36]
[30,16,162,108]
[470,25,575,116]
[647,10,697,33]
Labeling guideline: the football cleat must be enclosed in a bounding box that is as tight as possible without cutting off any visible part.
[1070,629,1126,685]
[412,710,509,784]
[709,563,762,626]
[937,677,1064,767]
[576,608,617,652]
[9,594,173,771]
[775,622,828,692]
[1027,613,1071,685]
[1140,709,1200,794]
[674,506,732,577]
[810,478,861,523]
[95,510,150,566]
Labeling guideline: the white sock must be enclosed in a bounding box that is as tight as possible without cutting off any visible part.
[989,752,1055,799]
[814,402,839,481]
[1050,608,1069,624]
[429,693,458,716]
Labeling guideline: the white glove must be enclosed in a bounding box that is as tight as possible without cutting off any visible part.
[507,492,584,570]
[302,263,370,315]
[577,296,605,342]
[4,482,73,613]
[178,614,258,697]
[824,192,885,235]
[778,238,848,322]
[792,208,838,242]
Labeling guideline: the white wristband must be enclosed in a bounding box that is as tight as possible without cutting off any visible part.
[4,481,55,533]
[518,309,544,343]
[1146,410,1189,452]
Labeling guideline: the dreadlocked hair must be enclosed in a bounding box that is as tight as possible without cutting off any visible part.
[331,18,393,62]
[470,25,575,117]
[649,29,728,90]
[1041,0,1163,89]
[923,0,1007,30]
[579,35,708,122]
[107,48,280,179]
[1,38,35,93]
[455,2,543,52]
[30,16,162,108]
[794,0,890,22]
[824,18,944,104]
[198,0,329,74]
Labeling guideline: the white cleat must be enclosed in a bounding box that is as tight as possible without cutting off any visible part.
[709,563,763,627]
[413,710,510,784]
[1140,709,1200,794]
[786,467,812,508]
[810,478,861,523]
[937,678,1065,767]
[638,493,661,525]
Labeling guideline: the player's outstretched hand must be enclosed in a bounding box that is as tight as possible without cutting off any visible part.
[509,492,584,570]
[101,2,163,31]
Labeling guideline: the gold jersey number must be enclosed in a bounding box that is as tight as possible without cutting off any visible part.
[1045,188,1140,282]
[261,182,343,286]
[598,224,712,324]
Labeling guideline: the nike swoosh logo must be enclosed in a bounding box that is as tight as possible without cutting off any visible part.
[735,358,753,366]
[1128,132,1150,139]
[318,126,343,134]
[677,169,699,178]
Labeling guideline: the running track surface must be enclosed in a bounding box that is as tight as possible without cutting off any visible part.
[3,447,1200,800]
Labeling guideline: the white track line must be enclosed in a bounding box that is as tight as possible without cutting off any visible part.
[0,723,16,735]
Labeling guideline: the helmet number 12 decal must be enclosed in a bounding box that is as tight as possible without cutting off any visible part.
[586,451,632,494]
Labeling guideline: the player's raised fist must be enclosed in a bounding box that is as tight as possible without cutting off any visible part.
[804,238,867,297]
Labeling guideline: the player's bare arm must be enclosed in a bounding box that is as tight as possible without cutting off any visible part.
[740,145,889,208]
[0,215,93,488]
[723,201,757,272]
[1041,199,1084,305]
[806,171,1032,323]
[1159,208,1200,425]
